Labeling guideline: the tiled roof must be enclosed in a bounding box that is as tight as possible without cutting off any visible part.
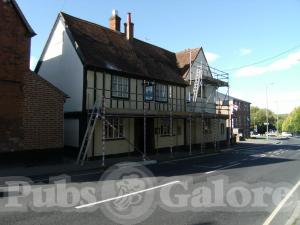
[27,71,69,98]
[61,12,188,86]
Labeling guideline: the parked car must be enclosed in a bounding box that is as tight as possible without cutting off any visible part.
[282,132,292,137]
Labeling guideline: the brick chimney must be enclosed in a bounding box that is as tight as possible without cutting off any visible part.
[124,13,134,40]
[109,9,121,32]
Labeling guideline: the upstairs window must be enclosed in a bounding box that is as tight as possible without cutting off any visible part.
[156,83,168,102]
[112,75,129,98]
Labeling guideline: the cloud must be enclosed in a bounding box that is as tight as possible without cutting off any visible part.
[205,52,219,63]
[235,50,300,77]
[30,56,38,70]
[239,48,252,56]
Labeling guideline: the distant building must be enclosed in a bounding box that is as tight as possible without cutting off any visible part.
[0,0,66,152]
[217,93,251,139]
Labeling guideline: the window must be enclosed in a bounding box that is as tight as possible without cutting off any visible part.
[156,83,168,102]
[160,118,170,136]
[105,118,124,139]
[111,75,129,98]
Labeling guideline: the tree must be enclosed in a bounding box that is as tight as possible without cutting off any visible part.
[282,107,300,133]
[277,114,288,132]
[250,106,276,134]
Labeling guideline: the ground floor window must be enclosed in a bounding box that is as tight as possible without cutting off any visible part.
[105,118,124,139]
[160,118,170,136]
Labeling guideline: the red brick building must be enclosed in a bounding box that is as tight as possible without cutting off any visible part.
[0,0,66,152]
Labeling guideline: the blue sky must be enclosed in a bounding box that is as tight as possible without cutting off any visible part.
[18,0,300,114]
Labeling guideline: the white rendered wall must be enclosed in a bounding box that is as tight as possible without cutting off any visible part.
[38,19,84,112]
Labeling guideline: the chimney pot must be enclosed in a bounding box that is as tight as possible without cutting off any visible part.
[124,12,134,40]
[109,9,121,32]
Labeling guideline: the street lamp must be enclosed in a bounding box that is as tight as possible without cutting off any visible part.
[276,100,279,136]
[266,82,274,140]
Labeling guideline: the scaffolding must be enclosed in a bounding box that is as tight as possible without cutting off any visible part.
[76,60,230,165]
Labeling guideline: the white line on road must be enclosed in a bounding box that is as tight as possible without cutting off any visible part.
[193,165,222,169]
[205,163,241,175]
[75,180,181,209]
[205,170,216,174]
[219,163,241,170]
[161,153,218,164]
[262,179,300,225]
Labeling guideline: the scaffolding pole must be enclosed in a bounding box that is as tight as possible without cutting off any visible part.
[201,113,204,153]
[101,96,106,167]
[189,114,192,155]
[143,106,146,161]
[200,62,204,154]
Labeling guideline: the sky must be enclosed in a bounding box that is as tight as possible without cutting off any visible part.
[18,0,300,114]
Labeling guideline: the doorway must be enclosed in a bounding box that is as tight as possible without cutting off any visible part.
[134,117,155,154]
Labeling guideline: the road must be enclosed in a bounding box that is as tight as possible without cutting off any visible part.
[1,137,300,225]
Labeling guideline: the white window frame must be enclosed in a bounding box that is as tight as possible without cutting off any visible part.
[105,118,124,139]
[112,75,129,98]
[155,83,168,102]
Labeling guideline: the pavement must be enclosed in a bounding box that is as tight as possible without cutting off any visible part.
[0,144,233,178]
[0,137,300,225]
[0,138,283,179]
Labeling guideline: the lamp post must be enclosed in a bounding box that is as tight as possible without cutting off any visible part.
[276,100,279,136]
[265,82,274,140]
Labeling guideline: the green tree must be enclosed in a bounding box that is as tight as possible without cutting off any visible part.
[277,114,288,132]
[282,107,300,133]
[250,106,276,128]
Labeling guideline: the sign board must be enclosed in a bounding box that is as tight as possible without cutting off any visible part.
[144,84,154,101]
[264,122,269,125]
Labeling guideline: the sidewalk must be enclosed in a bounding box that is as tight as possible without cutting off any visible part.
[0,148,226,178]
[0,138,277,179]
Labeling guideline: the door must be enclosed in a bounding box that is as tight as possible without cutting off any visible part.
[134,118,155,154]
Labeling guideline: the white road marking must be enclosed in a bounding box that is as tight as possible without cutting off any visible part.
[161,153,218,164]
[205,163,241,175]
[75,180,181,209]
[262,179,300,225]
[193,165,222,169]
[219,163,241,170]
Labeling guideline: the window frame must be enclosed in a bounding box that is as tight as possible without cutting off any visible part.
[111,75,129,99]
[105,117,125,140]
[155,83,168,102]
[160,118,171,136]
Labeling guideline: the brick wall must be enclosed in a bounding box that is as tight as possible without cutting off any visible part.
[23,72,65,150]
[0,0,30,82]
[0,0,31,152]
